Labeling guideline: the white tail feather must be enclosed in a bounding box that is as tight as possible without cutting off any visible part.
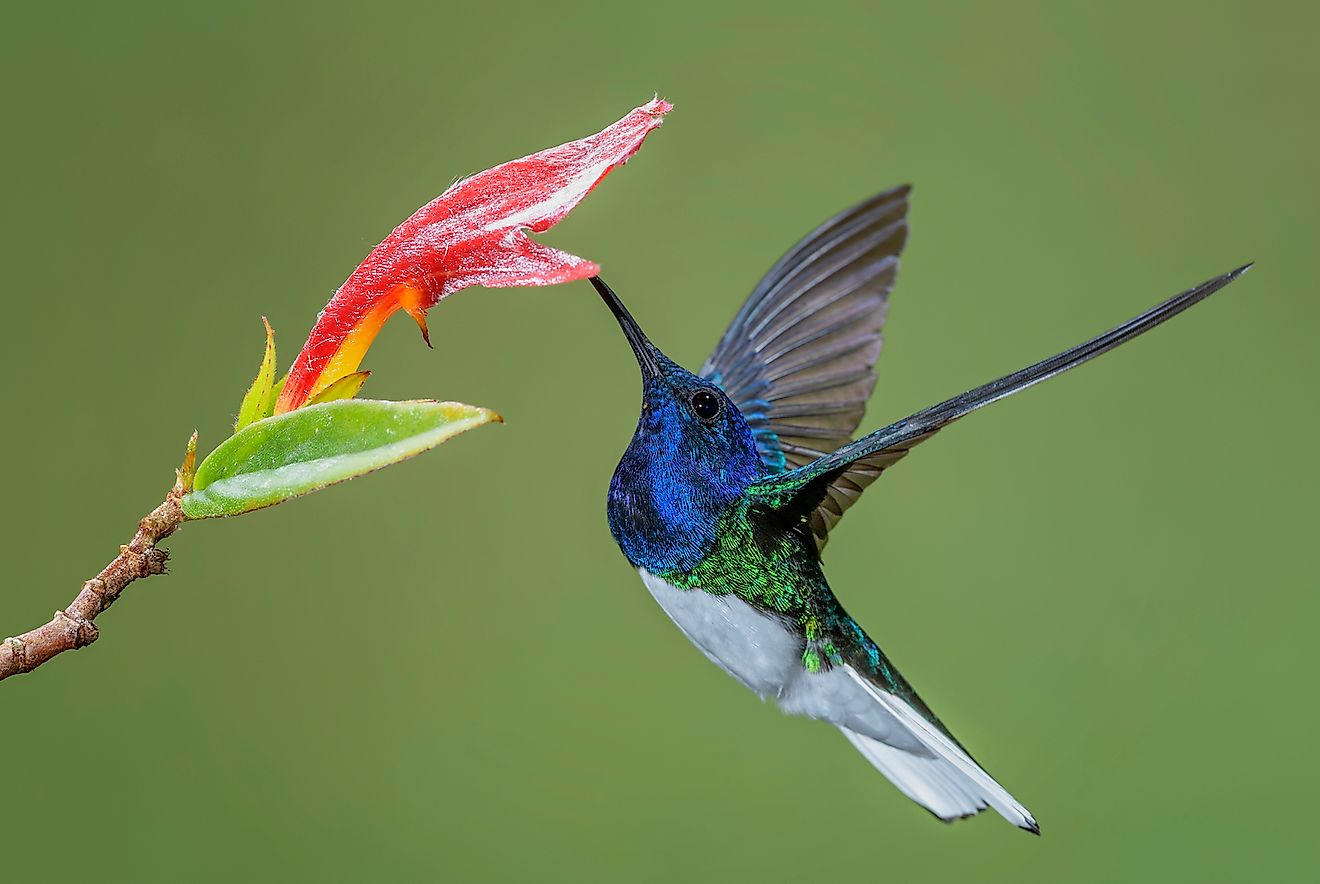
[843,667,1038,832]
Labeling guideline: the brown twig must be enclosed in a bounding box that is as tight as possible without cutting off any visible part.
[0,433,197,683]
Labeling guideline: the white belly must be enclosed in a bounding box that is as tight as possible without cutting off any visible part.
[636,570,1034,829]
[636,568,928,753]
[638,568,800,698]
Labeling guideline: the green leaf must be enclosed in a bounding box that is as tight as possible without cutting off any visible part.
[235,318,277,432]
[260,373,288,422]
[184,399,500,519]
[304,371,370,406]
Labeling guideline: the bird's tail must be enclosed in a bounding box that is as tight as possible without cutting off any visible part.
[838,668,1039,833]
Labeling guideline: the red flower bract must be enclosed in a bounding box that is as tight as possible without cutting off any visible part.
[275,97,672,413]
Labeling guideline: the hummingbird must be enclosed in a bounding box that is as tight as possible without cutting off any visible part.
[592,185,1248,833]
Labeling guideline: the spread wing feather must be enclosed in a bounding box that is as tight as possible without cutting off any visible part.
[702,187,911,549]
[702,186,910,473]
[751,265,1250,532]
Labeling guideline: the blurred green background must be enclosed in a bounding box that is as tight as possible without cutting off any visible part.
[3,1,1316,880]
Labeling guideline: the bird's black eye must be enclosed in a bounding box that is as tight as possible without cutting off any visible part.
[689,389,722,422]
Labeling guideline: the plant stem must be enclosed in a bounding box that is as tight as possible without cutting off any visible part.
[0,434,196,683]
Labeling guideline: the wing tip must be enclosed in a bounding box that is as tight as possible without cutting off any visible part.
[1213,262,1252,290]
[1188,262,1252,304]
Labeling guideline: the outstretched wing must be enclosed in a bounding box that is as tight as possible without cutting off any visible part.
[701,187,911,477]
[751,265,1251,538]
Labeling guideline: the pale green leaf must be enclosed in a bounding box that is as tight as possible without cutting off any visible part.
[304,371,370,406]
[259,373,288,423]
[184,399,500,519]
[235,318,277,432]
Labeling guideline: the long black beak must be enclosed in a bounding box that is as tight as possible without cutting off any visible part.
[591,276,663,378]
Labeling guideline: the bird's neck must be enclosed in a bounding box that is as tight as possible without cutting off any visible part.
[608,416,763,578]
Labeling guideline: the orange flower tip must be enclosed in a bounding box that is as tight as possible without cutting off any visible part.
[405,304,433,349]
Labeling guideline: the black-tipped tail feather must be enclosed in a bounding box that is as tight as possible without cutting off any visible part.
[840,668,1040,834]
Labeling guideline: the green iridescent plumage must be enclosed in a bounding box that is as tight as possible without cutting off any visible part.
[661,493,949,733]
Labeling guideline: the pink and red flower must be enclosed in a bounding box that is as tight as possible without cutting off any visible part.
[275,98,672,413]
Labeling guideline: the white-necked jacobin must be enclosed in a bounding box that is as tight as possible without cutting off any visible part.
[593,185,1249,833]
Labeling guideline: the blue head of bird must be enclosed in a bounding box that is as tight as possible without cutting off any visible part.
[592,277,765,576]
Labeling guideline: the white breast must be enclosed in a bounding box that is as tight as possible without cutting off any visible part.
[636,568,925,752]
[638,569,802,697]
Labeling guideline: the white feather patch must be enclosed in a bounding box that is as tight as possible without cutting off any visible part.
[638,569,799,697]
[844,666,1038,831]
[635,569,1037,831]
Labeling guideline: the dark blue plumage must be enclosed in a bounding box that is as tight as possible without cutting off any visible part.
[606,355,763,575]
